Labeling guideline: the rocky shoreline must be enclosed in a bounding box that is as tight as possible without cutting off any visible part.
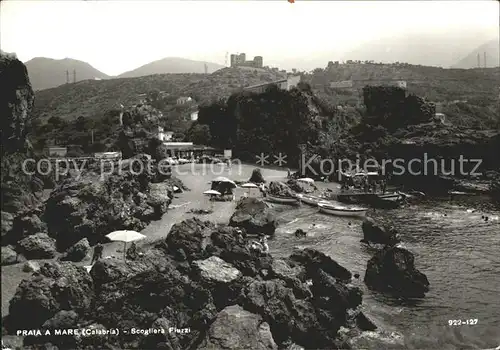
[2,189,432,349]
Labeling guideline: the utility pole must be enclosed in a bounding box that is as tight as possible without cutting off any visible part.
[91,130,94,144]
[484,52,487,68]
[66,70,69,84]
[477,53,480,68]
[73,69,76,83]
[204,63,208,74]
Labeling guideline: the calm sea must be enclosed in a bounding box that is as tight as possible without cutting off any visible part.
[268,196,500,350]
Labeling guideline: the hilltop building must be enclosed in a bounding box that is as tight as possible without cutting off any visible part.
[230,53,263,69]
[243,75,301,94]
[176,96,193,105]
[44,146,68,157]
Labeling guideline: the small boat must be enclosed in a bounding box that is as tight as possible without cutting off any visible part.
[295,193,325,206]
[377,192,405,202]
[266,193,299,205]
[318,202,367,217]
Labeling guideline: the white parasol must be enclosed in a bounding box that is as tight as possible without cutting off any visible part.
[106,230,146,260]
[212,176,237,187]
[203,190,221,210]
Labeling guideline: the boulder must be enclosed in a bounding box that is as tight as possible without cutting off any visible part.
[288,248,352,282]
[268,181,295,197]
[60,238,90,262]
[361,217,400,245]
[209,226,274,277]
[17,232,57,259]
[90,249,175,288]
[192,256,242,285]
[241,279,330,348]
[229,197,277,236]
[249,168,266,183]
[7,261,94,330]
[1,245,18,265]
[364,246,430,298]
[163,218,216,261]
[1,211,14,239]
[23,260,40,273]
[43,170,171,250]
[197,305,278,350]
[269,258,306,284]
[12,212,46,238]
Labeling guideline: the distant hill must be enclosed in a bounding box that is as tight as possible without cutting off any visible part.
[452,39,500,69]
[32,67,285,121]
[24,57,110,91]
[338,31,496,68]
[117,57,225,78]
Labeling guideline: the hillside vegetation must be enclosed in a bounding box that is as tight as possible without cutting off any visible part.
[32,68,286,122]
[118,57,225,78]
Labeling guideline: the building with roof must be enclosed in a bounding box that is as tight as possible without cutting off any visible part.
[243,75,301,94]
[176,96,193,105]
[162,142,218,158]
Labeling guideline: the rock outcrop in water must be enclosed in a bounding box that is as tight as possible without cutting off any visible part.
[229,197,277,236]
[364,245,430,298]
[5,218,375,349]
[361,217,400,246]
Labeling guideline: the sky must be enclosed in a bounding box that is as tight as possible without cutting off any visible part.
[1,0,498,76]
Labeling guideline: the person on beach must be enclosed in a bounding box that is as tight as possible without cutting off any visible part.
[287,168,291,178]
[91,243,104,264]
[260,236,269,254]
[382,179,387,194]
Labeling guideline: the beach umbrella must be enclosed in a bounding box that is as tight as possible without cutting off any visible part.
[204,189,221,210]
[106,230,146,260]
[212,177,237,187]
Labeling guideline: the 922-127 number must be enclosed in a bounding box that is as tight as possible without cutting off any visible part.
[448,319,478,326]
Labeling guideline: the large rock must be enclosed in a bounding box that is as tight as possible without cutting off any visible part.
[0,53,35,154]
[268,181,295,197]
[1,211,14,239]
[197,305,278,350]
[249,168,266,183]
[7,261,94,330]
[60,238,90,262]
[43,170,171,250]
[23,260,40,273]
[192,256,242,285]
[1,245,18,265]
[361,217,400,245]
[229,197,277,236]
[288,248,352,282]
[17,232,57,259]
[364,246,430,298]
[163,218,216,261]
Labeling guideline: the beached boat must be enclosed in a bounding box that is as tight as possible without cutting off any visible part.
[318,202,367,217]
[266,193,299,205]
[377,192,405,201]
[295,193,326,206]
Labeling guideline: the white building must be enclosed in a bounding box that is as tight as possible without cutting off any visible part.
[176,96,193,105]
[157,127,174,141]
[243,76,301,94]
[190,111,199,121]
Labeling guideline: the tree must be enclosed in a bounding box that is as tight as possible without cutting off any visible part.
[185,123,212,145]
[75,116,86,132]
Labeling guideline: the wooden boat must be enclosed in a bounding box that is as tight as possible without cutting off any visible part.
[266,193,299,205]
[336,192,377,204]
[377,192,405,201]
[318,202,367,217]
[295,193,326,207]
